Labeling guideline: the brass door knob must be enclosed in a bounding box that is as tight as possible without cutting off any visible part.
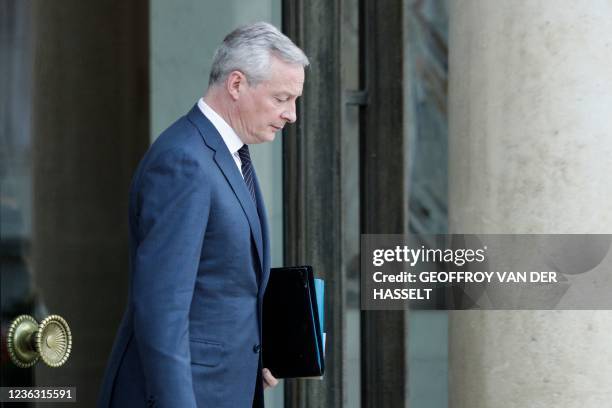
[7,314,73,368]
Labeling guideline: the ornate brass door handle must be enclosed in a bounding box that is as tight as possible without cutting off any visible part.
[7,314,73,368]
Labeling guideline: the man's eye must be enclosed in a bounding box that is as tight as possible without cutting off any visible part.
[275,96,288,102]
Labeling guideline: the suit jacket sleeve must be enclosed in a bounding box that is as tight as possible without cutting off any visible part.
[131,147,210,407]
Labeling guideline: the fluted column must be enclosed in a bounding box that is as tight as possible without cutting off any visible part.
[448,1,612,407]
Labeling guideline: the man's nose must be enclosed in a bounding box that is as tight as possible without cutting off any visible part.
[281,102,297,123]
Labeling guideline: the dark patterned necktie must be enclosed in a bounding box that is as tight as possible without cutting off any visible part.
[238,144,256,203]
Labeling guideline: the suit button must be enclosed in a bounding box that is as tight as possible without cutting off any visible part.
[253,344,261,353]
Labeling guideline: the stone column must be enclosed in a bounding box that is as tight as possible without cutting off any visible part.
[448,1,612,407]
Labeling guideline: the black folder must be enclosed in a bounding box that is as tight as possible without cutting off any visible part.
[262,265,325,378]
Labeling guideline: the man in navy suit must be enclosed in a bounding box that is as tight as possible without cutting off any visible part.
[98,22,308,408]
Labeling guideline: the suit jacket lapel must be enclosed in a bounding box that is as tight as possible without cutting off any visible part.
[187,105,264,274]
[252,169,270,291]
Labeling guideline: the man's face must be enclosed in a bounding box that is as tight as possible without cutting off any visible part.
[234,56,304,144]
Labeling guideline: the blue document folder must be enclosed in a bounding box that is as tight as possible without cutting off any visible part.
[314,278,325,355]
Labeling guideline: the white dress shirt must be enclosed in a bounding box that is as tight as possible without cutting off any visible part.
[197,97,246,176]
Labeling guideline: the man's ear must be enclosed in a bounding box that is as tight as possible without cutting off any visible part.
[226,70,246,101]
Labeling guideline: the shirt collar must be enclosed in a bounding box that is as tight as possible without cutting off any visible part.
[197,97,244,155]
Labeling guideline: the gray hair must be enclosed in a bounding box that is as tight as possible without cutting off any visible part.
[208,22,309,87]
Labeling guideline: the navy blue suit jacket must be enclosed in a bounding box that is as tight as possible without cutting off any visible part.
[98,105,271,408]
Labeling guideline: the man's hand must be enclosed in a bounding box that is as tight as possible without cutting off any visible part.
[262,368,279,389]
